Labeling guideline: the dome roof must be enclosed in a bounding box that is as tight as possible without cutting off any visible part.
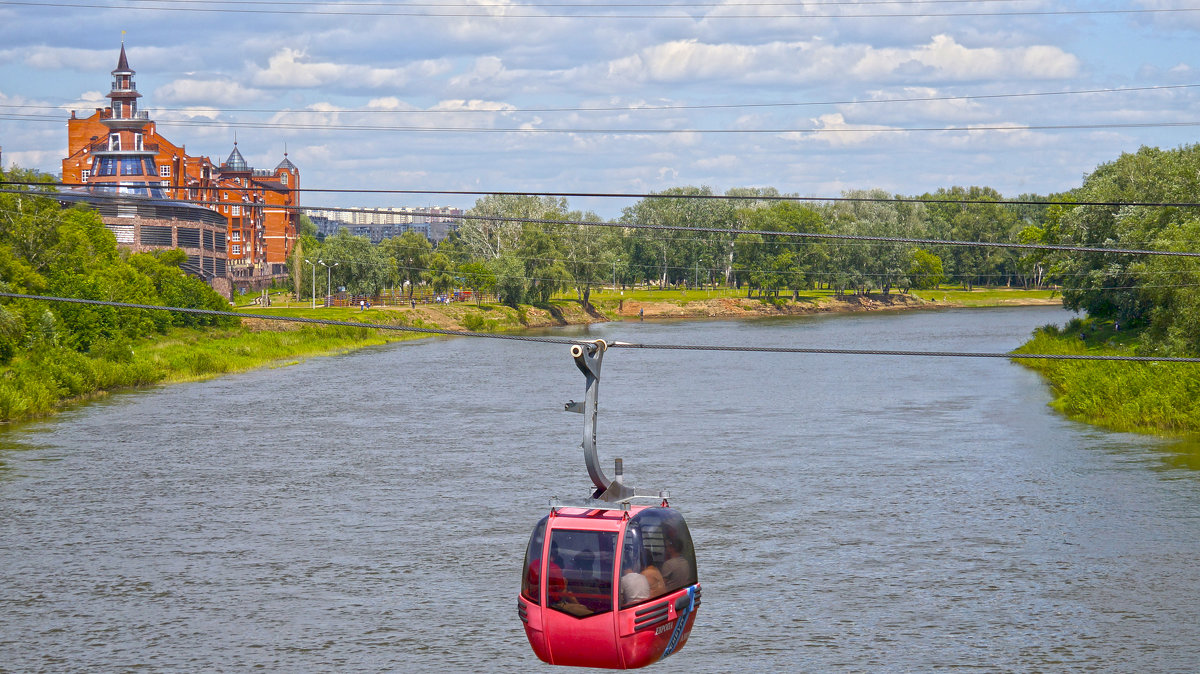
[223,144,248,171]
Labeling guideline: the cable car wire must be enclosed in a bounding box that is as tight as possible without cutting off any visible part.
[5,186,1200,258]
[4,0,1199,19]
[3,293,1198,363]
[7,111,1199,135]
[9,182,1200,210]
[8,83,1197,116]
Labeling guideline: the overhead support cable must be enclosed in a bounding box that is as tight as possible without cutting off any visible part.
[6,182,1200,209]
[7,113,1199,134]
[298,207,1200,259]
[2,293,1199,363]
[3,186,1199,258]
[6,83,1198,116]
[3,0,1199,19]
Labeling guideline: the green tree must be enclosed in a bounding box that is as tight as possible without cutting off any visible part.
[457,260,496,305]
[921,186,1017,290]
[738,201,827,299]
[828,189,923,295]
[1056,145,1200,339]
[462,194,567,260]
[517,223,569,304]
[621,187,736,288]
[560,212,615,308]
[0,168,62,274]
[426,252,455,296]
[319,230,390,296]
[492,253,527,307]
[381,230,432,299]
[297,214,319,238]
[908,249,945,289]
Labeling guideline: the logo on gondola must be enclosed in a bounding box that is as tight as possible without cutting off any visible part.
[655,621,675,636]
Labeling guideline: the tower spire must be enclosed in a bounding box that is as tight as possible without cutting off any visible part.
[117,32,130,71]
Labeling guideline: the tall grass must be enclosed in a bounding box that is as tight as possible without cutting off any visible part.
[1015,326,1200,436]
[0,323,423,423]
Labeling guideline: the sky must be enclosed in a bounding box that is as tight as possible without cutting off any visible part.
[1,0,1198,219]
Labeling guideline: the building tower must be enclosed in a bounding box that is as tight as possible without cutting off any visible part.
[84,43,165,197]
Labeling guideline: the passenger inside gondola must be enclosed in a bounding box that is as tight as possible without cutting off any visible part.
[619,509,699,607]
[661,528,691,592]
[545,529,618,617]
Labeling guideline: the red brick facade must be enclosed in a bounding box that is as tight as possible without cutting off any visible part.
[61,44,298,281]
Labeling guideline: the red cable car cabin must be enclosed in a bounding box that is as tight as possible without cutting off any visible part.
[519,504,701,669]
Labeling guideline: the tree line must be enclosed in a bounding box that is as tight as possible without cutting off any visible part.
[293,185,1062,308]
[0,168,233,367]
[291,143,1200,355]
[2,141,1195,371]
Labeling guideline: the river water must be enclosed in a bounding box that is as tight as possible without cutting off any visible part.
[2,305,1199,672]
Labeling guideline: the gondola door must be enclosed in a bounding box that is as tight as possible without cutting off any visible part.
[525,509,623,668]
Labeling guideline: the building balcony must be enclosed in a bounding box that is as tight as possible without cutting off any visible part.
[87,139,160,155]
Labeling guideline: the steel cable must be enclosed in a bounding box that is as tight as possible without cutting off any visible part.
[4,293,1198,363]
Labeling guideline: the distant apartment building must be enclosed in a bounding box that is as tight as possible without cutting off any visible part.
[305,206,462,243]
[59,43,298,293]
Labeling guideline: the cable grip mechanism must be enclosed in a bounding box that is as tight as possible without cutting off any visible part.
[564,340,656,503]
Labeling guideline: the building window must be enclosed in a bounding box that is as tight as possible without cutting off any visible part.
[280,173,288,185]
[81,170,90,183]
[108,134,120,151]
[231,231,241,242]
[159,165,171,177]
[160,180,170,187]
[134,133,143,151]
[232,244,242,255]
[232,205,241,216]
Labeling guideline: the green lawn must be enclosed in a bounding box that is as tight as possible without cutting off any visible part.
[912,287,1059,306]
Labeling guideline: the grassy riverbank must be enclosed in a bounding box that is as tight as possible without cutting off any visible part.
[0,287,1055,424]
[0,320,423,423]
[1014,318,1200,437]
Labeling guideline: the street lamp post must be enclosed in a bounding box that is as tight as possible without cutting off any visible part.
[304,258,317,309]
[320,260,338,307]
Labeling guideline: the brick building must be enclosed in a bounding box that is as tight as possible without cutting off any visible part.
[60,43,298,293]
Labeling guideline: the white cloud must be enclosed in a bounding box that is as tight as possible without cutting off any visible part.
[21,47,99,70]
[249,48,449,90]
[365,97,418,111]
[432,99,517,112]
[694,154,740,170]
[784,113,899,146]
[586,35,1079,88]
[16,45,180,73]
[155,80,266,106]
[446,56,514,92]
[850,35,1079,81]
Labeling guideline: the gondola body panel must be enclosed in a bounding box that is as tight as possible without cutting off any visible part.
[520,506,700,669]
